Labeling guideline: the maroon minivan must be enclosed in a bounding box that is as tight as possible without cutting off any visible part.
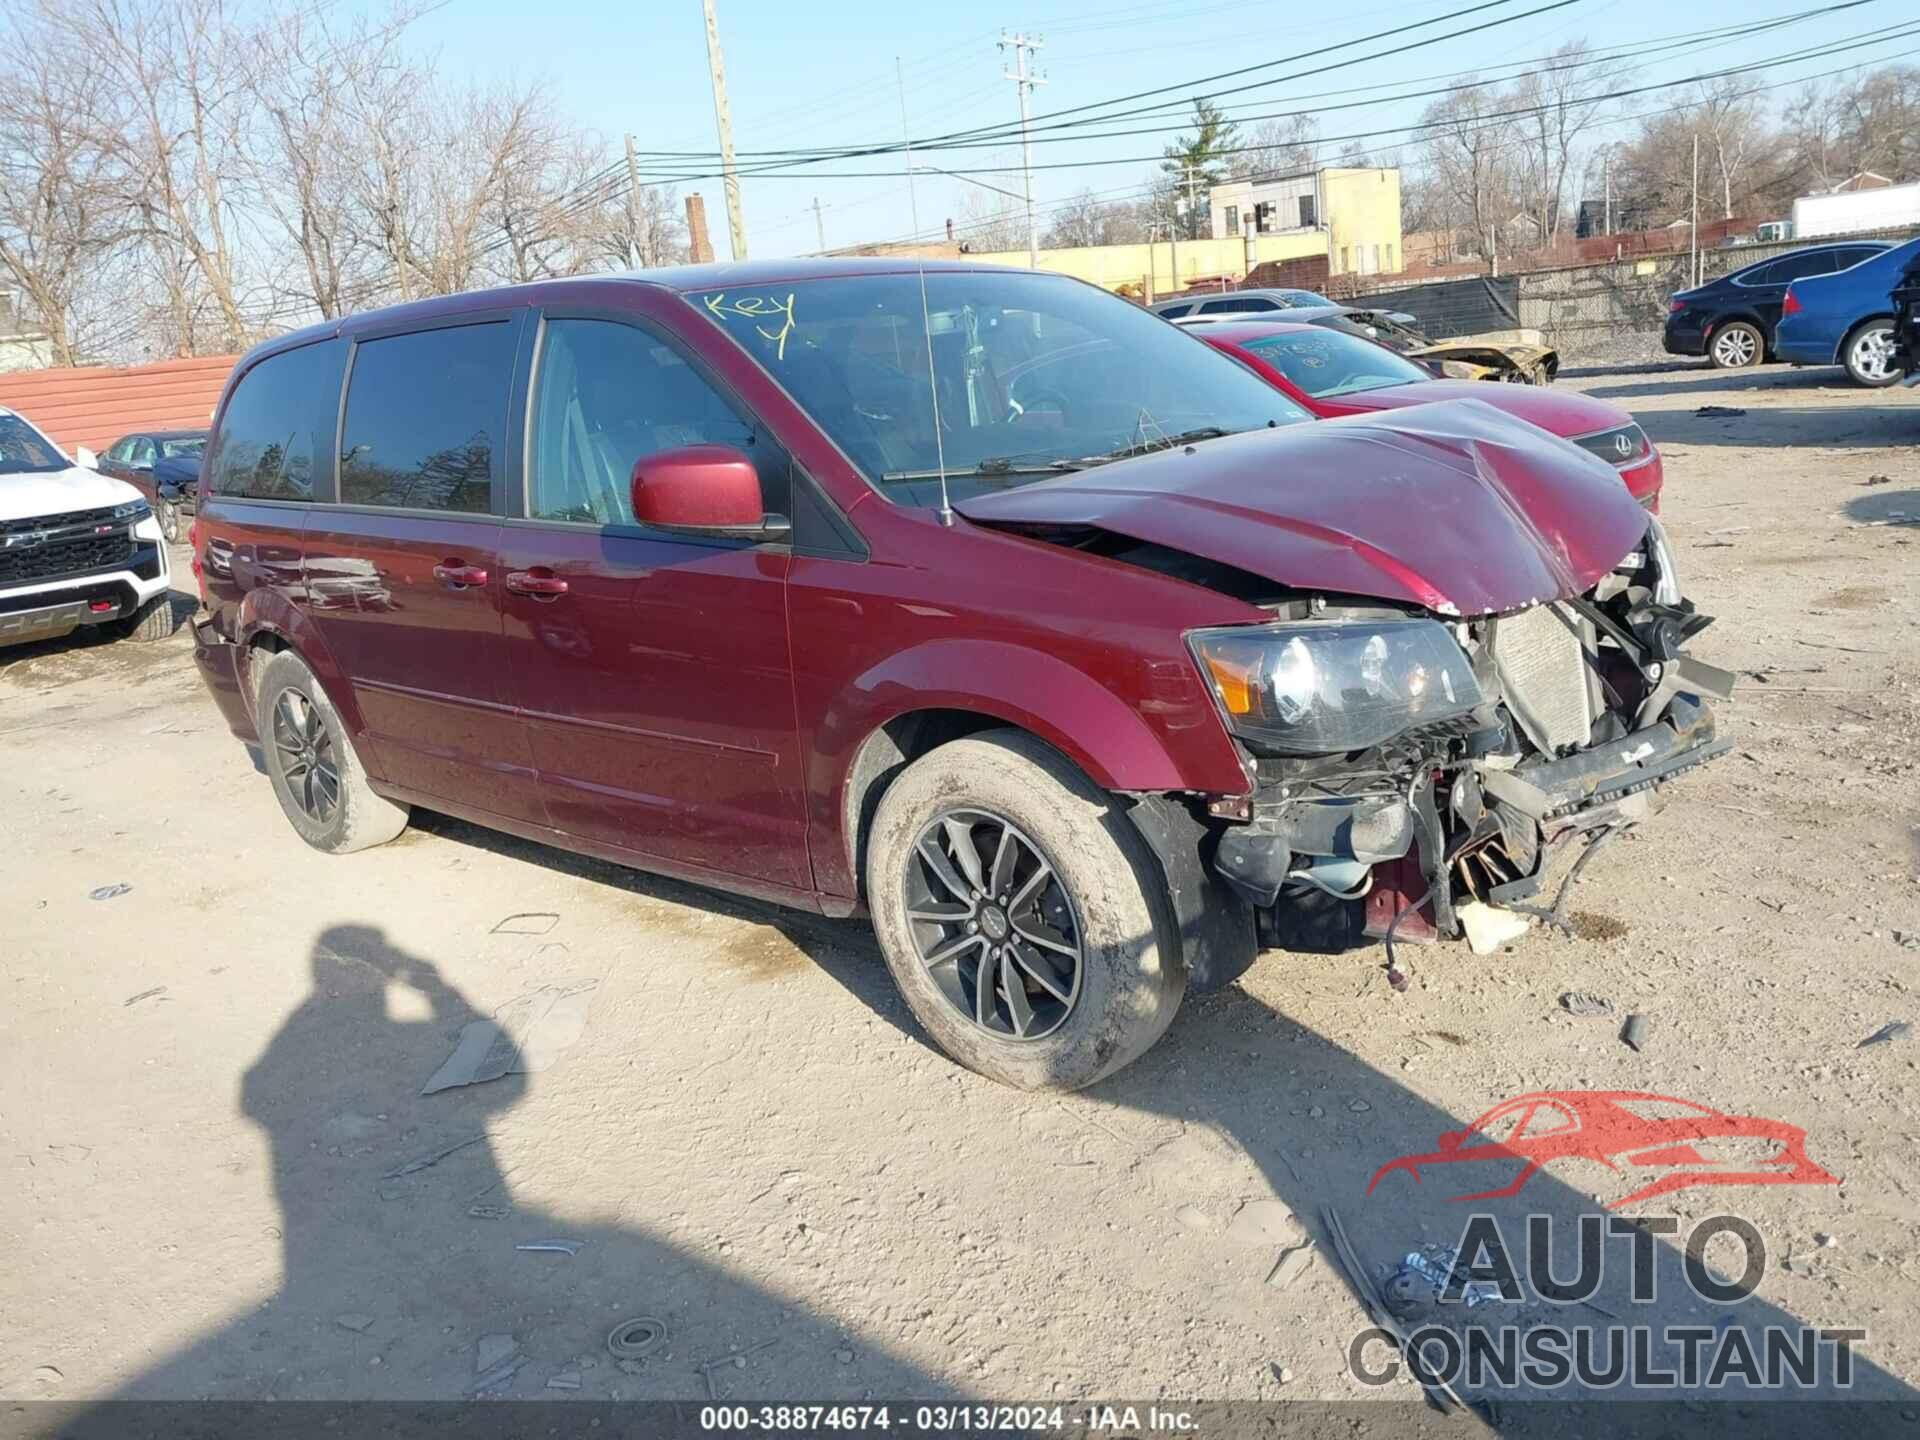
[190,259,1731,1090]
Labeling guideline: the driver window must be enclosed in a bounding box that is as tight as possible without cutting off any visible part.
[130,438,156,467]
[529,318,778,525]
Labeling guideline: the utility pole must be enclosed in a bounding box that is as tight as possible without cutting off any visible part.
[1603,151,1611,236]
[701,0,747,261]
[1690,133,1700,289]
[897,57,921,242]
[810,197,828,253]
[1168,199,1179,293]
[1183,162,1202,239]
[623,133,643,268]
[999,31,1045,268]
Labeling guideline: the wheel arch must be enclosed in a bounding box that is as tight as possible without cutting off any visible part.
[824,637,1230,900]
[1839,311,1896,362]
[234,590,367,740]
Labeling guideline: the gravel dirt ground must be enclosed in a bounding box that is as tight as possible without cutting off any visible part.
[2,358,1917,1421]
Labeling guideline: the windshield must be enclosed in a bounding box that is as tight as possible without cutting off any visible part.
[0,414,68,475]
[1277,289,1334,307]
[159,435,206,459]
[693,271,1308,506]
[1240,327,1431,398]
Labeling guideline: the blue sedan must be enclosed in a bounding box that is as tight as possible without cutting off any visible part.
[1775,235,1920,386]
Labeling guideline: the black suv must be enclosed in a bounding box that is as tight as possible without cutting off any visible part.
[1664,241,1889,369]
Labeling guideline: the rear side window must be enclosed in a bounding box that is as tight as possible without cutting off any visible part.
[1155,303,1192,318]
[1765,251,1838,284]
[340,321,516,513]
[210,339,346,501]
[527,317,778,525]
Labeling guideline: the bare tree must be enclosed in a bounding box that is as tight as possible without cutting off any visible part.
[1228,114,1318,180]
[1418,83,1518,260]
[1041,189,1147,248]
[1509,41,1625,246]
[0,2,134,363]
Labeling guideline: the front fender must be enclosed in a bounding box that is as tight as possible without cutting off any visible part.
[845,637,1216,794]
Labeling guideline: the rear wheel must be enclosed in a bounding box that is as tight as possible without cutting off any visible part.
[1708,320,1762,370]
[866,729,1186,1091]
[256,649,408,853]
[1842,319,1899,387]
[156,498,181,544]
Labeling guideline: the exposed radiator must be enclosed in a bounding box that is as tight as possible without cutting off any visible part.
[1492,604,1596,755]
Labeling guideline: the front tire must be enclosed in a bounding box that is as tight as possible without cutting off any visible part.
[866,730,1186,1091]
[115,593,180,643]
[156,499,181,544]
[1842,319,1899,387]
[256,649,409,853]
[1708,320,1762,370]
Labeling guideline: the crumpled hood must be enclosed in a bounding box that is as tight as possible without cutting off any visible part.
[0,465,142,523]
[957,399,1652,617]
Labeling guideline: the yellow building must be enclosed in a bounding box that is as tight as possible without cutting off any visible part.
[966,166,1402,295]
[1207,166,1403,278]
[969,231,1325,298]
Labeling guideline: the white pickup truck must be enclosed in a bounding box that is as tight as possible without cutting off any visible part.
[0,406,179,648]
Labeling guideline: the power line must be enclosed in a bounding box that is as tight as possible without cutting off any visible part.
[622,16,1920,185]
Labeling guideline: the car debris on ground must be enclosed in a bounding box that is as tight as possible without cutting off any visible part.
[1858,1020,1911,1048]
[1621,1013,1653,1051]
[421,979,598,1094]
[1559,991,1616,1018]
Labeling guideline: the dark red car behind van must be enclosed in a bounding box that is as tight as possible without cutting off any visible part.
[190,260,1731,1090]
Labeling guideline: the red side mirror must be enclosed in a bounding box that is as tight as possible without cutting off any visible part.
[630,444,772,534]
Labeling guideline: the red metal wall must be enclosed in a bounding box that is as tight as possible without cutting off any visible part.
[0,354,237,454]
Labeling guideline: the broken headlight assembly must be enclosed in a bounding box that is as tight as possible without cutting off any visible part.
[1189,618,1484,755]
[1641,513,1682,606]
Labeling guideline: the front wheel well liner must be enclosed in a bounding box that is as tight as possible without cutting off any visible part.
[843,708,1023,899]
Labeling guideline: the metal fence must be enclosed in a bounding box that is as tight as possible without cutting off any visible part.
[1338,227,1920,359]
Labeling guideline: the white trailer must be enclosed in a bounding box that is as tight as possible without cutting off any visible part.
[1791,182,1920,240]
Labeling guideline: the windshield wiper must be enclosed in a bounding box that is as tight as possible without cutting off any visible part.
[878,456,1089,485]
[1097,426,1238,462]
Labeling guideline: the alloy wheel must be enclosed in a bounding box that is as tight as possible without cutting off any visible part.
[1712,328,1757,367]
[903,808,1084,1040]
[271,688,341,823]
[157,500,180,544]
[1851,326,1896,382]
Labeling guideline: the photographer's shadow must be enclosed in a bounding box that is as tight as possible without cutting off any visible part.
[109,923,934,1401]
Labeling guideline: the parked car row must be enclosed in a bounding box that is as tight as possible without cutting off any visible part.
[1666,234,1920,386]
[183,258,1728,1091]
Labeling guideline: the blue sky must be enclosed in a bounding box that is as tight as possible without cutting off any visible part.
[399,0,1918,257]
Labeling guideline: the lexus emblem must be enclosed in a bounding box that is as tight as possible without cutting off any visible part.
[1613,433,1632,458]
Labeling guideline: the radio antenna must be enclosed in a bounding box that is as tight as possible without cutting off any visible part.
[913,259,954,527]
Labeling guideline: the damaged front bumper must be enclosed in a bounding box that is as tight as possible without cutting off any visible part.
[1207,690,1727,955]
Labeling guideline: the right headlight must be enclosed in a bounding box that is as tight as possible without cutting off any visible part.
[1189,618,1485,755]
[1643,513,1682,605]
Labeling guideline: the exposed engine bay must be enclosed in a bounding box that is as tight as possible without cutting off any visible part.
[1181,521,1734,983]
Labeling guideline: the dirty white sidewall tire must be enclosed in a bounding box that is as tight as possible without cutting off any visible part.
[117,593,180,642]
[867,729,1186,1091]
[1843,320,1900,387]
[256,649,409,854]
[1708,320,1761,370]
